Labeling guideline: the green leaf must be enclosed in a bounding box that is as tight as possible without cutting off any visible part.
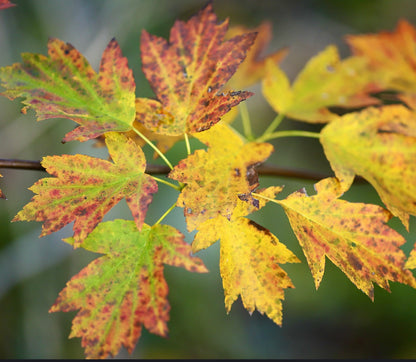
[0,38,136,142]
[50,220,208,359]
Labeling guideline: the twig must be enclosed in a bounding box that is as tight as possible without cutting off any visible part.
[0,158,366,183]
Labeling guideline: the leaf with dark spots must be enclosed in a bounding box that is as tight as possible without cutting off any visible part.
[137,3,255,136]
[192,190,299,326]
[276,177,416,299]
[13,132,157,246]
[169,123,273,231]
[50,220,207,359]
[321,105,416,230]
[0,38,135,142]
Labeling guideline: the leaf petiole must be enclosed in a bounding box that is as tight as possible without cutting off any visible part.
[239,102,254,141]
[132,127,174,169]
[151,175,181,191]
[251,192,280,205]
[154,200,177,225]
[184,133,191,155]
[258,113,285,141]
[257,130,321,143]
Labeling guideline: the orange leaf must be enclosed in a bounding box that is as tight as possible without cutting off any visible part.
[193,187,298,326]
[0,38,135,142]
[346,19,416,107]
[262,45,380,123]
[50,220,207,359]
[13,132,157,246]
[225,21,288,89]
[277,177,416,299]
[136,3,256,136]
[320,104,416,230]
[168,123,273,231]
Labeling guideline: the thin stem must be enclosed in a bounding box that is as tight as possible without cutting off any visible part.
[151,175,181,191]
[184,133,191,155]
[239,102,254,141]
[251,192,279,205]
[132,127,173,170]
[258,130,321,143]
[0,158,367,183]
[259,113,285,140]
[154,200,177,225]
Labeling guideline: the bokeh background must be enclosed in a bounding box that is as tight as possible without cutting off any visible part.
[1,0,416,358]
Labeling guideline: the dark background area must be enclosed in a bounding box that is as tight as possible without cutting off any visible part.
[1,0,416,358]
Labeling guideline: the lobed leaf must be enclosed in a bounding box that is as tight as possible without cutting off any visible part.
[136,2,255,136]
[346,19,416,108]
[13,132,157,246]
[225,22,288,89]
[50,220,207,359]
[169,123,273,231]
[277,177,416,299]
[193,187,299,326]
[262,45,380,123]
[0,38,135,142]
[320,104,416,230]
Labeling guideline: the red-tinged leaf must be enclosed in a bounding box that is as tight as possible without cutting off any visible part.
[192,187,299,326]
[225,21,288,89]
[346,19,416,107]
[0,0,15,10]
[320,105,416,230]
[277,177,416,300]
[169,123,273,231]
[13,132,157,246]
[136,3,256,136]
[50,220,208,359]
[0,38,135,142]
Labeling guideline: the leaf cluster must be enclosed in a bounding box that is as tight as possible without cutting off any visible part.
[2,1,416,359]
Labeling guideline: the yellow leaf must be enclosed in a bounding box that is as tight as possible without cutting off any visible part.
[277,177,416,299]
[169,123,273,231]
[262,45,379,123]
[320,104,416,230]
[193,188,299,326]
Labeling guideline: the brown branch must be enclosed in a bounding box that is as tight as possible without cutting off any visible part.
[0,158,366,183]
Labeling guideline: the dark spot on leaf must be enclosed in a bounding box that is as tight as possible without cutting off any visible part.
[347,252,362,270]
[248,220,272,237]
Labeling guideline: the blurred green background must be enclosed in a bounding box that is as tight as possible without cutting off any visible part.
[2,0,416,358]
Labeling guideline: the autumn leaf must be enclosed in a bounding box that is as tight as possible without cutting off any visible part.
[320,104,416,230]
[346,19,416,108]
[193,187,299,326]
[225,22,288,89]
[0,0,15,10]
[169,123,273,231]
[262,45,380,123]
[136,3,256,136]
[0,38,135,142]
[50,220,207,359]
[13,132,157,246]
[276,177,416,299]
